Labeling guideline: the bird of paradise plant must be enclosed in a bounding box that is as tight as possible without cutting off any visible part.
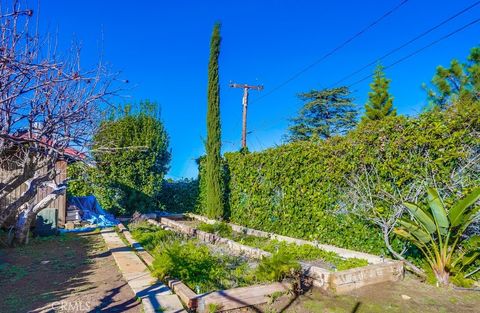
[394,187,480,286]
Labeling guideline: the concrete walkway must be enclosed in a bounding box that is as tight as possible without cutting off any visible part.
[101,229,186,313]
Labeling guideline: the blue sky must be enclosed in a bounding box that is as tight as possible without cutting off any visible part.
[38,0,480,179]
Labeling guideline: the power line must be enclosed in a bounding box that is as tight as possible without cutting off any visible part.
[250,16,480,139]
[348,17,480,87]
[251,0,410,104]
[331,0,480,87]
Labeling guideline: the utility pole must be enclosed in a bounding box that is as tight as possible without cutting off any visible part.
[229,83,263,149]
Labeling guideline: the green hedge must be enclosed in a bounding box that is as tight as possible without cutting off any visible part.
[197,101,480,255]
[158,179,199,213]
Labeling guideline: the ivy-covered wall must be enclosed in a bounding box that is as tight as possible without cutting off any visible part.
[197,102,480,254]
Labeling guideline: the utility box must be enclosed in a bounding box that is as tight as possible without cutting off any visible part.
[35,208,58,236]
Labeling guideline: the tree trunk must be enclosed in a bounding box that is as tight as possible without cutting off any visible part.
[433,266,450,286]
[383,226,426,279]
[13,180,66,244]
[0,169,54,227]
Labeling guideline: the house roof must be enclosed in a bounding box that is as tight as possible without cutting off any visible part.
[2,130,86,162]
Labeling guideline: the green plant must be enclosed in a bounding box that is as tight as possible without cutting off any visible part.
[255,250,301,282]
[207,303,220,313]
[197,222,232,237]
[205,23,224,219]
[158,178,199,213]
[268,291,285,304]
[130,222,261,292]
[0,263,28,282]
[83,101,170,215]
[363,63,396,121]
[129,222,179,251]
[394,187,480,286]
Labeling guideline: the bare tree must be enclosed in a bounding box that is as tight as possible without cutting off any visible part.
[342,152,480,278]
[342,165,426,277]
[0,1,117,243]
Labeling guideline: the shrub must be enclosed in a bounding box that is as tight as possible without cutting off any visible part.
[157,178,199,213]
[91,101,171,216]
[197,222,233,237]
[130,222,259,292]
[255,250,301,282]
[129,222,179,251]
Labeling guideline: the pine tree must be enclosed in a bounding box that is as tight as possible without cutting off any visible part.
[425,46,480,108]
[363,64,396,121]
[205,23,224,219]
[287,87,358,141]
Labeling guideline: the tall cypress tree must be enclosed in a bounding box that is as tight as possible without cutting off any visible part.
[205,23,223,219]
[363,64,396,121]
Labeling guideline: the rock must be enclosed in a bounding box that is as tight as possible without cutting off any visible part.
[401,294,411,300]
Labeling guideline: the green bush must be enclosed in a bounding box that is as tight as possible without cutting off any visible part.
[254,250,301,282]
[129,222,179,251]
[130,222,261,293]
[158,179,199,213]
[90,101,170,216]
[197,222,233,237]
[196,101,480,255]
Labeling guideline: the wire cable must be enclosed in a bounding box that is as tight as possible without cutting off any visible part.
[331,0,480,87]
[251,0,410,104]
[348,17,480,87]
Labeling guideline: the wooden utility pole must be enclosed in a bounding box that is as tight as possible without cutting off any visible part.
[229,83,263,149]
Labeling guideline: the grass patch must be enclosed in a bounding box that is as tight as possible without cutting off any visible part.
[0,263,28,282]
[197,221,233,237]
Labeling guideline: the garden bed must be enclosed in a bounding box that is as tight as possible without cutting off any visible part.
[156,213,404,294]
[123,220,295,312]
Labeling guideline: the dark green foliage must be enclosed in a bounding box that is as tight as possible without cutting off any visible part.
[67,162,95,197]
[425,46,480,108]
[158,179,199,213]
[129,222,180,251]
[130,222,260,293]
[255,250,301,282]
[91,101,170,215]
[287,87,358,141]
[197,222,232,237]
[197,100,480,255]
[363,64,396,121]
[205,23,224,219]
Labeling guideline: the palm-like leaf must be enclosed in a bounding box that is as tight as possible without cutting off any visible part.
[427,187,449,235]
[393,228,427,248]
[404,202,436,234]
[398,219,431,243]
[449,187,480,227]
[397,187,480,286]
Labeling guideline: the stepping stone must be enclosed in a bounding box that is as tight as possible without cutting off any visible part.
[143,294,187,313]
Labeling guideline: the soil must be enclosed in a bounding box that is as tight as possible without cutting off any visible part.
[0,231,141,313]
[303,259,335,271]
[246,274,480,313]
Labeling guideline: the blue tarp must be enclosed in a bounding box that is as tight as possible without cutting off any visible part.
[60,195,118,233]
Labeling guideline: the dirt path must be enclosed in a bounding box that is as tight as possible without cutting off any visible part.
[0,231,141,313]
[254,275,480,313]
